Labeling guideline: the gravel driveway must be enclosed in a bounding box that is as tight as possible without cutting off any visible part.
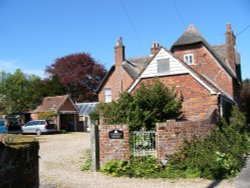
[39,132,235,188]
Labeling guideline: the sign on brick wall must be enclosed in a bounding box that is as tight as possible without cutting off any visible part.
[109,129,124,139]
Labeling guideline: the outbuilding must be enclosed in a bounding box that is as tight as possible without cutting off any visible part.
[31,95,79,131]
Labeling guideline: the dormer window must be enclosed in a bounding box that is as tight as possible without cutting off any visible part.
[184,54,194,65]
[158,58,170,74]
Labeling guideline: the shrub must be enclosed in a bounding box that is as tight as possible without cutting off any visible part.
[101,156,162,178]
[101,107,250,179]
[165,107,250,179]
[101,160,129,177]
[95,79,182,131]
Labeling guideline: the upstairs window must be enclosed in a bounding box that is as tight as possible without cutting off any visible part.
[104,88,112,102]
[184,54,194,65]
[158,58,170,74]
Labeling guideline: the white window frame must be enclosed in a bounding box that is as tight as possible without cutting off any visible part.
[104,88,112,102]
[157,58,170,75]
[183,54,194,65]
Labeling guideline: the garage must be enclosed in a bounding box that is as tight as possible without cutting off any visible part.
[31,95,79,131]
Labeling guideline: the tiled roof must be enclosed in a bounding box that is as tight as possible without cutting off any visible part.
[33,95,77,113]
[123,57,150,79]
[96,57,150,93]
[212,44,241,65]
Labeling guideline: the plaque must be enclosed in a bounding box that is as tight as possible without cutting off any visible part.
[109,129,124,139]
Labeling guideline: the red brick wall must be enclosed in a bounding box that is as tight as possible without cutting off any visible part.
[173,44,234,98]
[59,98,78,112]
[98,67,133,102]
[137,74,218,121]
[99,124,130,167]
[156,111,216,161]
[98,112,216,165]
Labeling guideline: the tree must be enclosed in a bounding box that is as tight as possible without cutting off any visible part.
[46,53,106,102]
[239,79,250,124]
[96,80,182,130]
[41,75,66,97]
[0,69,43,114]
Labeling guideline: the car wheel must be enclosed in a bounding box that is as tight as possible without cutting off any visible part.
[36,129,42,136]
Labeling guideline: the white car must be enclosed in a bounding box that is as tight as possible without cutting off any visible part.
[22,120,57,135]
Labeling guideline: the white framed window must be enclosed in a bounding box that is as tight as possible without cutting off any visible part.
[158,58,170,74]
[104,88,112,102]
[183,54,194,65]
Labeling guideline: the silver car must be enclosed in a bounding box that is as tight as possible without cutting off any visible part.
[22,120,56,135]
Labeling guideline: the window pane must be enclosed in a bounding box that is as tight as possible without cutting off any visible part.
[184,54,194,64]
[104,88,112,102]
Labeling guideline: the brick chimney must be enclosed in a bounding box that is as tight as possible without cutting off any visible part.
[150,42,160,56]
[114,37,125,67]
[225,23,236,72]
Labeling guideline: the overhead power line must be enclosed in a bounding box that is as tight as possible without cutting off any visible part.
[120,0,146,56]
[172,0,186,28]
[236,24,250,37]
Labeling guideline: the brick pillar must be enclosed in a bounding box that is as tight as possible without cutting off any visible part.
[99,124,130,167]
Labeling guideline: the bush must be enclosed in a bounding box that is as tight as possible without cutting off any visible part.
[101,156,162,178]
[165,107,250,179]
[96,79,182,131]
[101,107,250,179]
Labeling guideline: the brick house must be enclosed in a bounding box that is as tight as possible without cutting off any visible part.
[97,24,241,121]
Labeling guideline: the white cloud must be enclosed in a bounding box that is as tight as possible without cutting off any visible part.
[0,59,46,78]
[0,59,19,71]
[23,69,46,78]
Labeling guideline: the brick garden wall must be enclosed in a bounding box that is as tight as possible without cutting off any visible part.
[0,134,39,188]
[99,124,130,167]
[98,111,217,165]
[156,110,217,161]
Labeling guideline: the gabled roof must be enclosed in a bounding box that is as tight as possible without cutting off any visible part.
[33,95,78,113]
[96,65,115,93]
[128,47,234,102]
[171,24,237,79]
[96,57,150,93]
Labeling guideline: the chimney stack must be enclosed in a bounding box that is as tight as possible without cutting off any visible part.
[150,42,160,56]
[114,37,125,67]
[225,23,236,72]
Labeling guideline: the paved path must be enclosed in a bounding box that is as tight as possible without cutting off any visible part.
[235,155,250,188]
[38,132,235,188]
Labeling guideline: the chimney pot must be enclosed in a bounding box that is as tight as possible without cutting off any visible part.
[116,37,123,46]
[150,41,160,56]
[227,23,231,31]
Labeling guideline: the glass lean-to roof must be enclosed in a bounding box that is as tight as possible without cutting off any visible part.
[76,102,98,116]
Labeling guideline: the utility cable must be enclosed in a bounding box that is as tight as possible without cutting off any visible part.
[120,0,146,56]
[172,0,186,28]
[236,24,250,37]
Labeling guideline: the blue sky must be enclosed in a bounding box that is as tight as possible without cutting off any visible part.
[0,0,249,79]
